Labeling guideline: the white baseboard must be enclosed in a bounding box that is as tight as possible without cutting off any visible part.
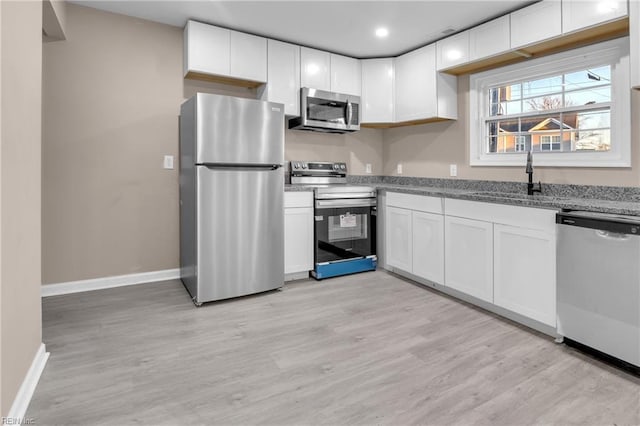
[7,343,49,420]
[42,268,181,297]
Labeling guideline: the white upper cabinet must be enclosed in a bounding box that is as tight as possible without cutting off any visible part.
[184,20,266,84]
[395,45,437,122]
[395,44,457,122]
[436,31,470,71]
[510,0,562,49]
[469,15,511,61]
[229,30,267,83]
[300,47,331,91]
[330,54,361,96]
[631,0,640,89]
[562,0,628,34]
[259,39,300,116]
[361,58,395,123]
[184,21,229,77]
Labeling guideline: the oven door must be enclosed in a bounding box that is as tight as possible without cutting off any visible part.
[314,198,376,264]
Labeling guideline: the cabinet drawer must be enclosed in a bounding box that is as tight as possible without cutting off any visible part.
[284,192,313,208]
[444,198,556,233]
[386,192,443,214]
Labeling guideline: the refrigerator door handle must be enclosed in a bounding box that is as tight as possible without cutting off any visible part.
[199,163,282,170]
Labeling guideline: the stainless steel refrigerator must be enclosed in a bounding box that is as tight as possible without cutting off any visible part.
[179,93,285,305]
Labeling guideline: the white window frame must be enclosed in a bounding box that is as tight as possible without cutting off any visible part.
[469,37,630,167]
[514,135,526,152]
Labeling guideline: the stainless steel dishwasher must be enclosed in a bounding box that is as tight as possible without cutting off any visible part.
[557,211,640,371]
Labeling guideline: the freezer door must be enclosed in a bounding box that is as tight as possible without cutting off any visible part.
[196,166,284,302]
[195,94,284,165]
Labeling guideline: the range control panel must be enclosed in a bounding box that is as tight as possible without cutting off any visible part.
[289,161,348,184]
[290,161,347,174]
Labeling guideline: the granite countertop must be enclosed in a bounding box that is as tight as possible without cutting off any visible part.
[373,184,640,216]
[285,182,640,216]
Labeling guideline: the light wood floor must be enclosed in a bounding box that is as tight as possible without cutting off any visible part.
[28,271,640,425]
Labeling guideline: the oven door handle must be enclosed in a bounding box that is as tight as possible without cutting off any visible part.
[315,192,376,200]
[315,198,377,209]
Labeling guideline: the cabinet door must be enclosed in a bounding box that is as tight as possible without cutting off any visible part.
[261,40,300,116]
[631,0,640,89]
[229,31,267,83]
[395,45,437,122]
[386,206,412,272]
[184,21,230,77]
[330,54,361,96]
[444,216,493,302]
[436,31,470,71]
[361,58,395,123]
[562,0,627,34]
[469,15,511,61]
[510,0,561,49]
[494,224,556,327]
[284,207,314,274]
[300,47,330,91]
[412,211,444,284]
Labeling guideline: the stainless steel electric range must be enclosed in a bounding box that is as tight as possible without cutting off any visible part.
[289,161,377,280]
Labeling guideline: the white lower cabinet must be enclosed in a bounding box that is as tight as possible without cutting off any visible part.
[383,192,558,331]
[284,192,313,279]
[385,206,413,272]
[444,216,494,303]
[493,224,556,327]
[412,211,444,284]
[385,193,445,284]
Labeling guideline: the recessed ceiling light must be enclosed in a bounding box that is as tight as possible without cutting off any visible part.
[375,27,389,38]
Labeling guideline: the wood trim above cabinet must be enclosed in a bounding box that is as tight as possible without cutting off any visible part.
[184,71,265,88]
[442,18,629,76]
[361,117,450,129]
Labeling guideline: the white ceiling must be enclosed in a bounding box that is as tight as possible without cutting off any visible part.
[71,1,535,58]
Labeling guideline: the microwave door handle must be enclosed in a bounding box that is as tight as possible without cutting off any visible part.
[346,100,353,126]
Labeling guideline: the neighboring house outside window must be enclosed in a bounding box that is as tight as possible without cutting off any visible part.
[469,38,630,167]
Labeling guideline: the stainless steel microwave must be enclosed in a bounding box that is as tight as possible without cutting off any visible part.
[288,87,360,134]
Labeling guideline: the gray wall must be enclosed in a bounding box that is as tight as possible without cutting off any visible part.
[1,0,43,416]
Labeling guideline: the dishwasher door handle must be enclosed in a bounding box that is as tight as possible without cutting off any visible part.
[595,230,630,241]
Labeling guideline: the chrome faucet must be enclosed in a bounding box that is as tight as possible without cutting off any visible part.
[526,151,542,196]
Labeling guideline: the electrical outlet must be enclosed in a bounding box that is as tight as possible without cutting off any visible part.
[397,163,403,174]
[164,155,174,170]
[365,163,372,174]
[449,164,457,177]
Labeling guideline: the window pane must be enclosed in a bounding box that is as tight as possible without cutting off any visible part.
[564,66,611,90]
[522,75,563,98]
[488,136,498,153]
[571,129,611,151]
[523,95,564,112]
[576,110,610,130]
[565,86,611,106]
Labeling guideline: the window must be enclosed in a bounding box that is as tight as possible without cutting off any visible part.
[470,38,630,167]
[540,135,561,151]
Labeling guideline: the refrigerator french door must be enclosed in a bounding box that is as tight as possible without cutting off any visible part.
[180,93,285,305]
